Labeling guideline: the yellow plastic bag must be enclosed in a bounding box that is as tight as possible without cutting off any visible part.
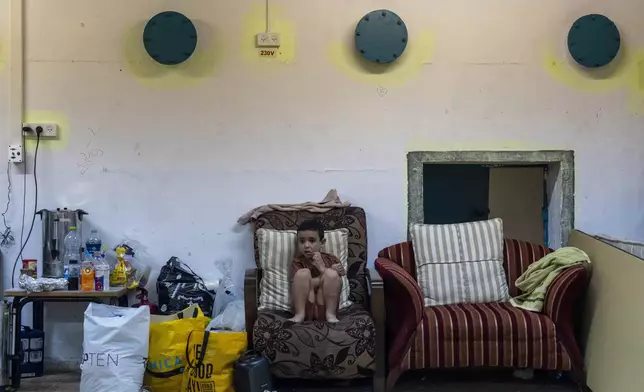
[144,305,210,392]
[181,330,247,392]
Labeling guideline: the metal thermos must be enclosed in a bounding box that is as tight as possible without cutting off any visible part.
[37,209,88,278]
[233,351,272,392]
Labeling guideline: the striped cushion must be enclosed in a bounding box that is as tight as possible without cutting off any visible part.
[410,219,510,306]
[256,228,352,312]
[403,302,573,370]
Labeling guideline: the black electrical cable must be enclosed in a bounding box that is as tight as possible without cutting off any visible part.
[1,163,11,230]
[19,133,26,251]
[12,131,40,287]
[0,163,14,247]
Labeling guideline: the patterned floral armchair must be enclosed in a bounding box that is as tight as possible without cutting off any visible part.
[244,207,385,392]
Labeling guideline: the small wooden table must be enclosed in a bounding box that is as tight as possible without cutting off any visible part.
[3,287,129,389]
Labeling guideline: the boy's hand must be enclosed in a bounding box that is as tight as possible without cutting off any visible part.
[312,252,325,272]
[331,263,346,276]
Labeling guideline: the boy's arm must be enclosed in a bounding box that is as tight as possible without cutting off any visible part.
[331,263,346,276]
[291,259,304,280]
[293,258,321,288]
[325,254,346,276]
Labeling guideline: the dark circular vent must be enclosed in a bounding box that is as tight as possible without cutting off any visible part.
[354,9,408,64]
[567,14,620,68]
[143,11,198,66]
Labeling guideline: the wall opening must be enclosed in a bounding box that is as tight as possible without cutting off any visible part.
[408,151,574,248]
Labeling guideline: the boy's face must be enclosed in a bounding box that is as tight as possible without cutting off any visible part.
[297,230,325,259]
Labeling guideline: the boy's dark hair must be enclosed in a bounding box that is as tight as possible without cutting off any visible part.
[297,219,325,240]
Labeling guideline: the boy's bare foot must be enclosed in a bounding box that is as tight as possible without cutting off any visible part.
[288,314,305,323]
[326,313,340,323]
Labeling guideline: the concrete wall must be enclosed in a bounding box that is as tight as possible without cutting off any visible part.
[1,0,644,369]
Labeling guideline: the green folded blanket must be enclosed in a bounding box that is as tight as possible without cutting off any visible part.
[510,247,590,312]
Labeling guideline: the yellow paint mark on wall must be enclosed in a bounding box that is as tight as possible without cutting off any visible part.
[240,4,295,66]
[122,19,223,89]
[23,111,70,151]
[543,45,644,114]
[328,30,434,86]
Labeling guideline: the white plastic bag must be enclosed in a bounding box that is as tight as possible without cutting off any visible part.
[207,300,245,331]
[213,259,243,318]
[80,303,150,392]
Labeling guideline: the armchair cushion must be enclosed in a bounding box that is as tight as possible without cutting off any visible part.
[410,219,510,306]
[253,307,376,379]
[256,228,352,311]
[408,302,573,370]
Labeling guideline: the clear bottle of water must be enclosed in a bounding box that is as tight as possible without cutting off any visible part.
[85,229,102,257]
[64,260,80,290]
[93,252,110,291]
[63,226,81,265]
[63,226,82,288]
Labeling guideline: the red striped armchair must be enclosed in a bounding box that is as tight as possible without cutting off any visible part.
[375,239,589,391]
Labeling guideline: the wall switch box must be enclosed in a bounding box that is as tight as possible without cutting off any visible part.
[22,123,58,138]
[8,144,23,163]
[256,32,280,47]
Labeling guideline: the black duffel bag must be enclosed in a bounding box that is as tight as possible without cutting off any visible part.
[156,257,214,316]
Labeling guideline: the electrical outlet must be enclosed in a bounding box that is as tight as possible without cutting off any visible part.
[22,123,58,138]
[8,144,23,163]
[256,32,280,48]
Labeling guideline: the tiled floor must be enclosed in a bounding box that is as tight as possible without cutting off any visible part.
[19,370,579,392]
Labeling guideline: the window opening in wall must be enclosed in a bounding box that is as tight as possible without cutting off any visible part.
[422,163,548,245]
[407,151,574,249]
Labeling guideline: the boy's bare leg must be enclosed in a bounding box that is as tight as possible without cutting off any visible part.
[289,269,312,322]
[308,289,316,304]
[321,268,341,323]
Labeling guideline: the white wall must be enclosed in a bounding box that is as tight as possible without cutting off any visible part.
[1,0,644,368]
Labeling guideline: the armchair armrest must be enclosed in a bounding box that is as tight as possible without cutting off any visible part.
[543,264,589,375]
[366,266,386,392]
[374,257,425,368]
[544,264,589,326]
[244,268,260,349]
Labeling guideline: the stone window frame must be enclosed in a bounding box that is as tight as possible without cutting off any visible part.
[407,150,574,248]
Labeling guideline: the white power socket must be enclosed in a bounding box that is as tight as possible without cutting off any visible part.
[256,32,280,47]
[8,144,23,163]
[22,123,58,138]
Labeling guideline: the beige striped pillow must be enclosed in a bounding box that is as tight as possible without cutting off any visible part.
[410,218,510,306]
[256,228,352,312]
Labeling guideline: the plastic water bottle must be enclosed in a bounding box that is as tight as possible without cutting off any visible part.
[93,253,110,291]
[63,227,81,266]
[63,227,82,290]
[85,229,102,257]
[64,260,80,290]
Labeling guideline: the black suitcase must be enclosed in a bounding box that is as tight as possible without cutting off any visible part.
[234,351,273,392]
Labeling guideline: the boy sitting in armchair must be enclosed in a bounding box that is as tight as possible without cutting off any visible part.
[288,219,345,323]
